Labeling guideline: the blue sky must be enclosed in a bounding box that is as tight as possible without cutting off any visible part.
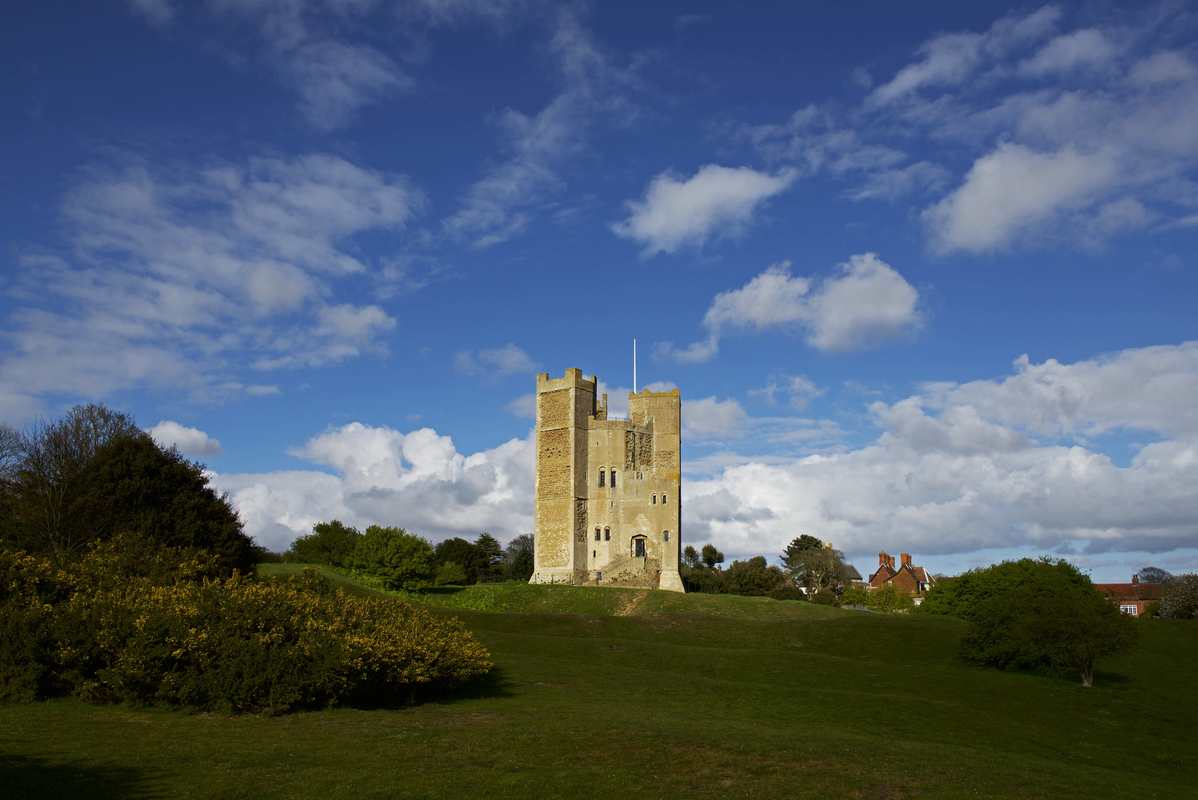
[3,1,1197,580]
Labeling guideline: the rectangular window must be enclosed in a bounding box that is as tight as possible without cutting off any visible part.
[663,494,667,504]
[598,469,605,487]
[604,529,610,541]
[594,528,600,541]
[610,470,617,489]
[1120,604,1138,616]
[651,494,656,504]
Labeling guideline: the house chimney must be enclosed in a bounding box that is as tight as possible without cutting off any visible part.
[887,554,895,570]
[1132,574,1139,584]
[878,552,889,567]
[901,552,912,568]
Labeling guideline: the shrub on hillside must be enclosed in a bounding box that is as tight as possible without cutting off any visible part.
[867,583,914,613]
[1160,574,1198,619]
[351,526,435,590]
[0,539,492,713]
[955,559,1136,687]
[722,556,786,596]
[810,589,839,606]
[840,585,869,607]
[435,561,468,586]
[286,520,361,567]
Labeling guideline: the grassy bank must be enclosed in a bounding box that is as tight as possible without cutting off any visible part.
[2,566,1194,799]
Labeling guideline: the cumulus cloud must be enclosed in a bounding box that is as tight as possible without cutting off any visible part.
[612,165,797,256]
[148,420,223,456]
[454,344,537,377]
[682,397,749,441]
[213,422,533,552]
[0,153,416,408]
[658,253,921,362]
[683,342,1198,562]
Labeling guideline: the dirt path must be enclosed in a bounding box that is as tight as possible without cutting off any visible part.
[615,590,649,617]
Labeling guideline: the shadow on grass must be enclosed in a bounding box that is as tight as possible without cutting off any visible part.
[419,586,467,596]
[347,666,515,710]
[0,754,156,800]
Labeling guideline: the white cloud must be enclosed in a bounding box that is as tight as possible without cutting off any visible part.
[149,420,223,456]
[282,40,410,130]
[0,153,416,407]
[455,344,536,377]
[505,393,536,418]
[867,5,1061,105]
[127,0,175,26]
[749,375,824,409]
[682,397,749,441]
[659,254,921,361]
[214,422,534,552]
[1127,51,1197,86]
[924,143,1121,253]
[1018,28,1116,77]
[683,342,1198,562]
[612,165,797,256]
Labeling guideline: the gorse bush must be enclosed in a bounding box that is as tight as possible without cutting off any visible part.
[1,537,493,713]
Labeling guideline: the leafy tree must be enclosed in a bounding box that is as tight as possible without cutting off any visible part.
[474,532,504,582]
[722,556,786,596]
[1135,566,1173,584]
[1160,574,1198,619]
[503,534,534,581]
[840,585,869,607]
[921,559,1092,619]
[434,537,481,582]
[867,583,914,613]
[700,543,725,569]
[68,433,256,574]
[956,559,1137,687]
[4,405,141,555]
[435,561,468,586]
[351,526,434,590]
[286,520,361,566]
[682,545,702,570]
[780,535,856,595]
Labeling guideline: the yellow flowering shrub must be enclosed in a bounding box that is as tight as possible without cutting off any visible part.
[0,540,493,713]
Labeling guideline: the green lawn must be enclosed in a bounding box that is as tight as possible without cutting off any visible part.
[2,566,1195,799]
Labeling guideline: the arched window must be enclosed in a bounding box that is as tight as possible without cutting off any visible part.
[651,494,657,504]
[663,530,670,542]
[598,468,605,487]
[610,470,617,489]
[662,494,667,504]
[594,527,600,541]
[604,528,610,541]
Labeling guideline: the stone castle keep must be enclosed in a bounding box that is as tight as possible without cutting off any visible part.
[530,368,685,592]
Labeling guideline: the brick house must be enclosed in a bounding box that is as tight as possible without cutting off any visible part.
[1094,575,1164,616]
[868,551,936,603]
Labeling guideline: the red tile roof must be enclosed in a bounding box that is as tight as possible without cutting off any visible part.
[1094,582,1164,601]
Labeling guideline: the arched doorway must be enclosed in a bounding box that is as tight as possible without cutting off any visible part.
[631,535,647,558]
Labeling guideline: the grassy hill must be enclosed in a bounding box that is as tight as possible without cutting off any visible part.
[2,565,1195,799]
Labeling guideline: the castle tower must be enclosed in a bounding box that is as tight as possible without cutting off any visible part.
[530,368,684,592]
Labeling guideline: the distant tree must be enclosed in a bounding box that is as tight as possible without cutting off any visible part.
[1160,574,1198,619]
[474,532,504,582]
[866,583,914,614]
[701,544,725,570]
[503,534,534,581]
[780,535,855,595]
[958,559,1137,687]
[841,585,869,607]
[434,537,481,582]
[351,526,435,590]
[722,556,786,597]
[286,520,361,566]
[68,433,256,574]
[1135,566,1173,584]
[435,561,469,586]
[682,545,702,570]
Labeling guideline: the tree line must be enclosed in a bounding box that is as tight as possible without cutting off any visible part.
[679,534,861,602]
[284,520,534,589]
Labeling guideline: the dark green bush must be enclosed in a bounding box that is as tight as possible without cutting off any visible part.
[810,589,839,606]
[1,539,492,713]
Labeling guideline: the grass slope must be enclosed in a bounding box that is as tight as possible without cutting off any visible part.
[2,566,1195,799]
